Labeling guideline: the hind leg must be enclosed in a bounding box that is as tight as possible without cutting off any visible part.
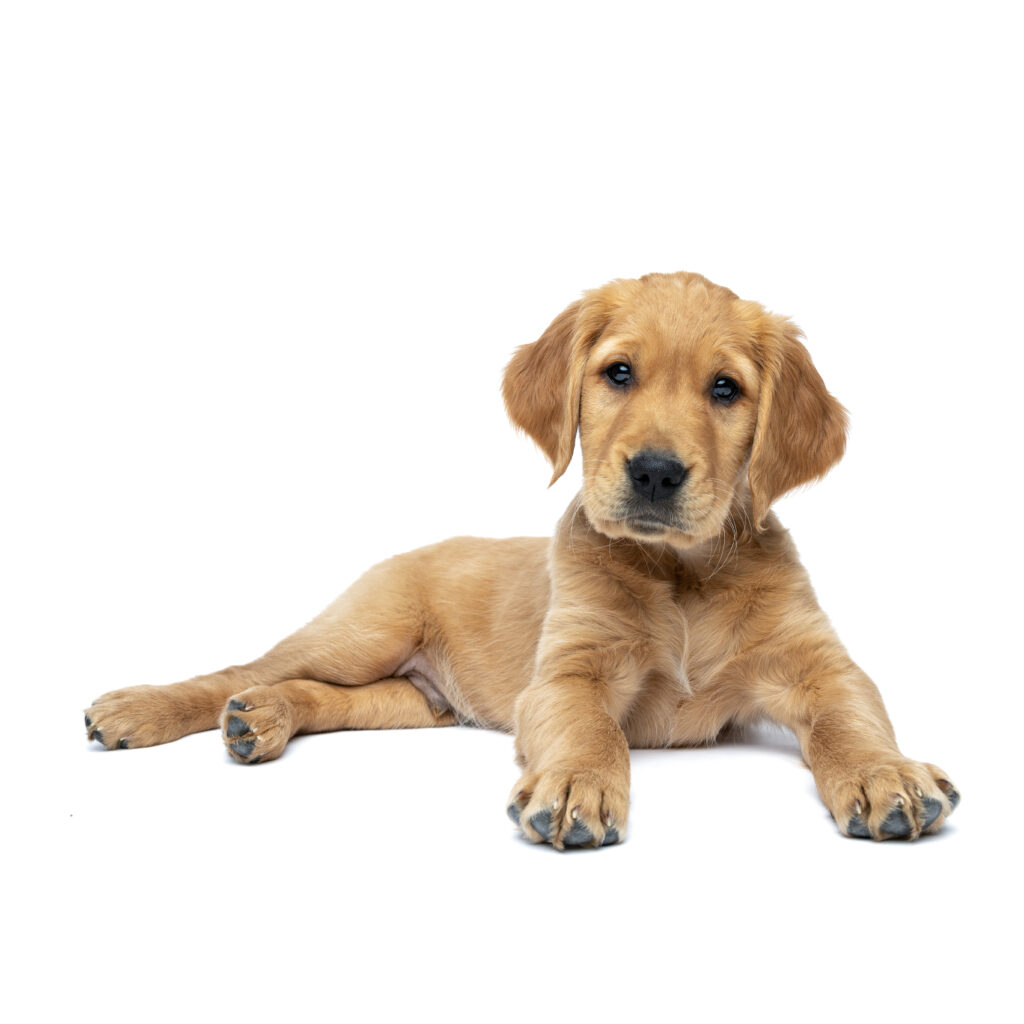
[85,559,425,750]
[86,667,259,750]
[220,677,457,764]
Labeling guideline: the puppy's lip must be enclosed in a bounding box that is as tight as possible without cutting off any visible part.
[624,517,673,535]
[600,502,716,537]
[604,512,692,537]
[621,506,686,529]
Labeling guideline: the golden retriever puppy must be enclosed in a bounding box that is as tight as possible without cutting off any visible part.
[85,271,959,848]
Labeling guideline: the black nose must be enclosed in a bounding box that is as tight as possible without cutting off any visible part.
[627,452,687,502]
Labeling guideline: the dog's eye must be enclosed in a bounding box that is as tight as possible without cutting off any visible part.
[605,362,632,386]
[712,377,741,403]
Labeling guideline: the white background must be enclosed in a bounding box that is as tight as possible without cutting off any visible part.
[2,1,1021,1020]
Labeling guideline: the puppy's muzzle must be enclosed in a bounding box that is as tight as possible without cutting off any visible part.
[627,451,687,503]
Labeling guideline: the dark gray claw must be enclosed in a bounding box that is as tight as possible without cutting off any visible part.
[880,806,912,837]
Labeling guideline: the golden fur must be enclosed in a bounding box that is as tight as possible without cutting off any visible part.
[85,271,958,847]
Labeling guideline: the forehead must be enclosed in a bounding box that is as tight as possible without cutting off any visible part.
[591,279,759,377]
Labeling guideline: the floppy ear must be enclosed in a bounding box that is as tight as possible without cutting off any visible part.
[747,312,849,530]
[503,284,628,484]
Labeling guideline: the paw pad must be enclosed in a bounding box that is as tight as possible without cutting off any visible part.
[529,809,553,840]
[847,815,871,838]
[844,769,959,840]
[226,715,249,738]
[507,800,621,848]
[938,780,960,811]
[921,797,942,830]
[230,739,256,759]
[880,807,912,837]
[562,819,593,846]
[561,820,618,847]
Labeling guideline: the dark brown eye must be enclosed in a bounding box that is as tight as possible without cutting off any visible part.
[712,376,741,403]
[605,362,632,386]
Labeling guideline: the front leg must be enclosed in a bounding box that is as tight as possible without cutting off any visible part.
[508,665,632,850]
[757,648,960,840]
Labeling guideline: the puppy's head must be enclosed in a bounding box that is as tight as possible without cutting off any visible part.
[503,271,847,547]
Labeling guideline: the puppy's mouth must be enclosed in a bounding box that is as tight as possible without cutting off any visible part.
[590,496,723,546]
[596,506,700,542]
[618,497,692,533]
[622,514,676,535]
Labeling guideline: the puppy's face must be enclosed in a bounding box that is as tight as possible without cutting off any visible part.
[578,281,761,548]
[502,271,847,549]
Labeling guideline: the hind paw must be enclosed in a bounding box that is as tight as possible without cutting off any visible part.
[220,689,294,764]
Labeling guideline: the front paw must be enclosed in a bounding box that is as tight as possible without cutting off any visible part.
[506,766,628,850]
[828,759,959,841]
